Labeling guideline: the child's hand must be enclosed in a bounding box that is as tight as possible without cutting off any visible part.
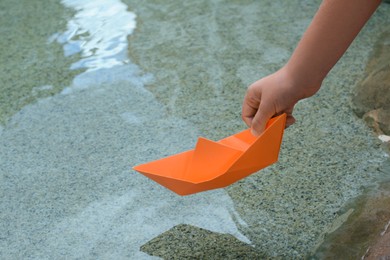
[242,67,320,136]
[242,0,381,136]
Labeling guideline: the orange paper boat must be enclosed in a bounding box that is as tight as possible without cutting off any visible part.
[133,113,286,196]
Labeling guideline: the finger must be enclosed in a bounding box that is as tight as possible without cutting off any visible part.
[241,92,260,127]
[250,101,275,136]
[241,103,256,127]
[285,106,296,128]
[285,115,296,128]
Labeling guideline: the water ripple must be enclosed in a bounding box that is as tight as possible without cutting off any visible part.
[50,0,136,71]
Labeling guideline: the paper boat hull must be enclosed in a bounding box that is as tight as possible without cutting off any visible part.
[133,114,286,195]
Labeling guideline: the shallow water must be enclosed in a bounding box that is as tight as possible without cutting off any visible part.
[1,0,390,258]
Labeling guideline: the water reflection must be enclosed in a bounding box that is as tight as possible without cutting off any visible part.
[49,0,136,71]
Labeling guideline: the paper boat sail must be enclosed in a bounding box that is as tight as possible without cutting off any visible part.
[133,113,286,196]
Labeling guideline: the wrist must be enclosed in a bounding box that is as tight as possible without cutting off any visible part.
[280,63,323,99]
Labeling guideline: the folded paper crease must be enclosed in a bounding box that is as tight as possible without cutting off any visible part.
[133,113,286,195]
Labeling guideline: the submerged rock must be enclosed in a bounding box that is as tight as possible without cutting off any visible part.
[352,31,390,137]
[363,230,390,260]
[140,224,264,259]
[312,161,390,259]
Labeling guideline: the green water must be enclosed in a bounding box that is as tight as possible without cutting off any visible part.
[1,0,389,258]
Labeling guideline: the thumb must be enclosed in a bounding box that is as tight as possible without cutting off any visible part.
[250,102,275,136]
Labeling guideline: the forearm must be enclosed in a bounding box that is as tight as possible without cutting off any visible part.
[284,0,381,98]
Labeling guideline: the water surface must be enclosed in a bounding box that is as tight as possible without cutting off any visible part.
[1,0,390,258]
